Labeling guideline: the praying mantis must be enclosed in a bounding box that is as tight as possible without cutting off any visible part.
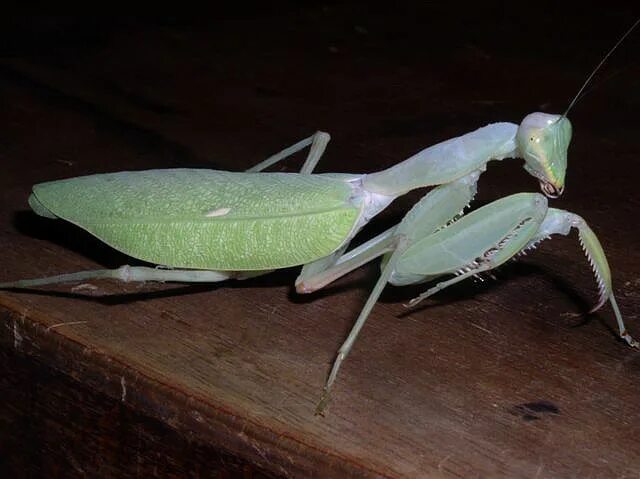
[1,21,637,414]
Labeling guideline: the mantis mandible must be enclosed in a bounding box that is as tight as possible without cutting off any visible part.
[1,20,637,414]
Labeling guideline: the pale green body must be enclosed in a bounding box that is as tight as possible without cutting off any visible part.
[25,114,572,277]
[29,169,364,270]
[24,118,538,276]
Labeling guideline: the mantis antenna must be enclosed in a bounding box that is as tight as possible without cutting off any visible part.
[562,17,640,118]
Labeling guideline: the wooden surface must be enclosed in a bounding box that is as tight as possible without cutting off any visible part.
[1,6,639,478]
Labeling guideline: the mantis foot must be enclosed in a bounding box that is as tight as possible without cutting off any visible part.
[621,332,639,349]
[315,389,331,416]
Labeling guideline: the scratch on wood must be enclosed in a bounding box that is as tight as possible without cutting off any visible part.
[470,322,492,334]
[13,321,22,350]
[250,440,269,462]
[438,454,452,472]
[276,463,292,478]
[71,283,98,292]
[121,376,127,402]
[46,321,88,331]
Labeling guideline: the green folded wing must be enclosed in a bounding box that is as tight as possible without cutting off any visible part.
[29,169,362,270]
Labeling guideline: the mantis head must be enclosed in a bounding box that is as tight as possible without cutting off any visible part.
[517,112,572,198]
[516,18,640,199]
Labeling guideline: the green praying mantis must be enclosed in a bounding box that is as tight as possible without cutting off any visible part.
[1,21,638,414]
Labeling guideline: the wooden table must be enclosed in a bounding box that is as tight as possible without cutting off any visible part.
[1,7,639,478]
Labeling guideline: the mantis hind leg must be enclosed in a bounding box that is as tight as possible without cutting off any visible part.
[315,238,407,415]
[296,227,397,293]
[0,265,264,290]
[245,131,330,174]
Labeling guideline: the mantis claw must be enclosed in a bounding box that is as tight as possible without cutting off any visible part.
[621,333,639,349]
[315,388,332,416]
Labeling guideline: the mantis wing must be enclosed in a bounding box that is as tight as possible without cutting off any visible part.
[29,169,362,270]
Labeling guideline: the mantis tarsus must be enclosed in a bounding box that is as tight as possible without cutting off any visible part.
[1,20,637,414]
